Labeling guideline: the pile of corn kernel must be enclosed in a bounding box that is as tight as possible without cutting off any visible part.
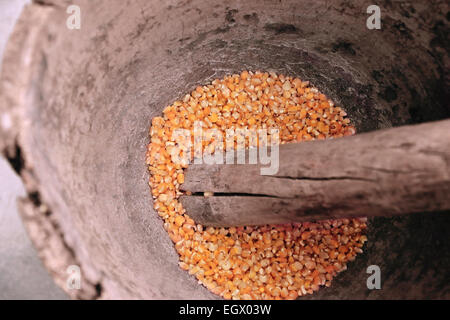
[146,71,367,300]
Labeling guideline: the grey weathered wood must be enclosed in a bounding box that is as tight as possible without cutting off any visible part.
[180,119,450,226]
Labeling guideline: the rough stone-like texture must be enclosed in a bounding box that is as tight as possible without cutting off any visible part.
[0,0,72,300]
[0,157,68,300]
[0,0,448,299]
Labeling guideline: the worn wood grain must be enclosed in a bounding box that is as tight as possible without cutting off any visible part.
[180,119,450,226]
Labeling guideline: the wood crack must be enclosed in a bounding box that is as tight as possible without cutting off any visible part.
[273,175,377,182]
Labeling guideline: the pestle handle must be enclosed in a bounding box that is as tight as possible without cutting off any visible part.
[180,119,450,227]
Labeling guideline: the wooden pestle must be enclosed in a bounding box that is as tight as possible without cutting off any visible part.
[180,119,450,227]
